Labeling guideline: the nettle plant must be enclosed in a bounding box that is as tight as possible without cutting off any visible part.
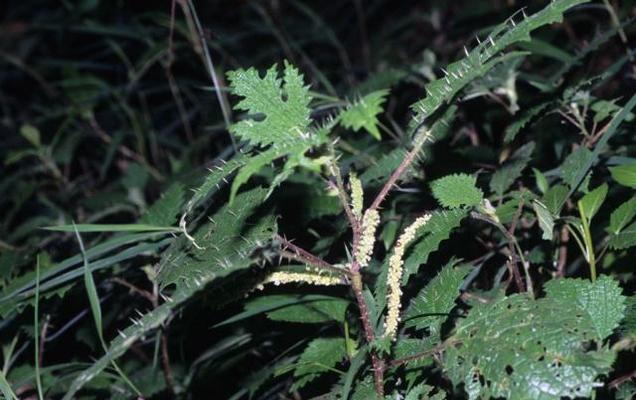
[4,0,636,399]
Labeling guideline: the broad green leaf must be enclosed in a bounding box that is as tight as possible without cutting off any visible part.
[541,184,569,215]
[227,61,312,148]
[561,146,593,189]
[610,163,636,189]
[157,188,276,291]
[402,209,467,283]
[607,196,636,234]
[578,183,608,221]
[545,276,626,341]
[490,142,534,196]
[444,284,617,399]
[404,261,471,335]
[608,221,636,250]
[431,174,483,209]
[533,200,555,241]
[291,338,346,391]
[340,89,389,140]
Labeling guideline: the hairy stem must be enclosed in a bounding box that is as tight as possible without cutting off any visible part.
[350,272,384,396]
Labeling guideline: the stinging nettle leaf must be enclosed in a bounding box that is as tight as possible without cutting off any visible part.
[291,337,346,391]
[545,275,626,341]
[404,261,471,335]
[431,173,483,209]
[227,61,312,148]
[444,279,619,400]
[340,89,389,140]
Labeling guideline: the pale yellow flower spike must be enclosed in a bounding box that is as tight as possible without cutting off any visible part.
[384,214,432,340]
[349,172,364,219]
[264,271,344,286]
[356,209,380,268]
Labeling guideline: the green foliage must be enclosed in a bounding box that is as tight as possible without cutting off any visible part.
[444,276,624,399]
[244,294,349,324]
[227,61,312,148]
[533,200,555,240]
[431,174,483,209]
[490,142,534,196]
[225,62,327,201]
[291,337,346,391]
[404,261,471,334]
[3,0,636,398]
[579,183,608,220]
[610,163,636,189]
[340,90,389,140]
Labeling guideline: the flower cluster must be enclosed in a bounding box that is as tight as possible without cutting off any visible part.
[356,209,380,268]
[263,271,344,286]
[384,214,432,340]
[349,172,364,219]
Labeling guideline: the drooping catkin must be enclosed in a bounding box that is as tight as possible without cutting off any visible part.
[356,209,380,268]
[263,271,344,286]
[384,214,432,340]
[349,172,363,219]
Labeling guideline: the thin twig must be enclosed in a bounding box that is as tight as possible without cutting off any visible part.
[275,235,338,273]
[369,142,420,211]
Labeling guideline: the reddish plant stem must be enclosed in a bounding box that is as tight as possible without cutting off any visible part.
[350,271,384,396]
[369,142,421,211]
[275,235,340,272]
[389,340,454,367]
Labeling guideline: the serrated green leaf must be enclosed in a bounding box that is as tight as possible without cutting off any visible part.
[291,337,346,391]
[64,189,276,399]
[402,209,467,283]
[158,188,275,291]
[533,200,555,241]
[561,146,593,189]
[444,281,617,400]
[340,89,389,140]
[431,174,483,209]
[608,221,636,250]
[490,142,534,196]
[607,197,636,235]
[545,275,626,341]
[410,0,587,126]
[610,163,636,188]
[504,103,550,143]
[140,183,185,227]
[404,261,471,334]
[227,61,312,148]
[579,183,608,221]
